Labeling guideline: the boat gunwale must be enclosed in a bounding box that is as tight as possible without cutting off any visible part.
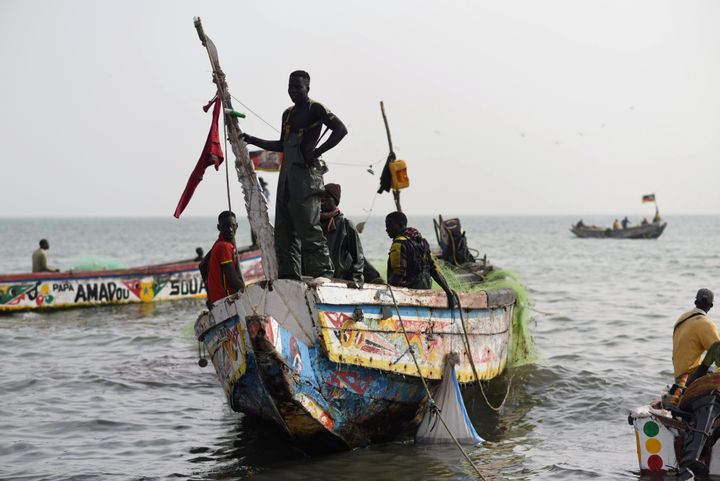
[0,247,261,283]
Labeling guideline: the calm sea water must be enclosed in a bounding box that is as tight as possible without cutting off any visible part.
[1,215,719,481]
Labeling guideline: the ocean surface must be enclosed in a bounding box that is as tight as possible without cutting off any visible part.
[1,215,719,481]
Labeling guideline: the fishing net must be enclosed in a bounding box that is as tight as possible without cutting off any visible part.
[438,264,537,368]
[416,354,484,445]
[70,257,127,272]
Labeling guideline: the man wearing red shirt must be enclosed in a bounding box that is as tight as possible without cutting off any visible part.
[199,211,246,305]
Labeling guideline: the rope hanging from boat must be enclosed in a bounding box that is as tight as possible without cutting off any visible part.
[386,284,487,480]
[455,296,513,412]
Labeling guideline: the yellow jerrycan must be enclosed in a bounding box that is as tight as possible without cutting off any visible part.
[389,159,410,190]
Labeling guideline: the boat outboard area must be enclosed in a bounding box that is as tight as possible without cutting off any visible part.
[629,376,720,478]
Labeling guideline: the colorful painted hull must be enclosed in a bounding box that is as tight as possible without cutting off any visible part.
[570,221,667,239]
[0,248,263,312]
[630,375,720,475]
[630,404,720,475]
[195,279,515,448]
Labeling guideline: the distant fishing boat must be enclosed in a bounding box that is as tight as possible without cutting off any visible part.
[570,193,667,239]
[0,247,263,312]
[189,18,532,450]
[570,220,667,239]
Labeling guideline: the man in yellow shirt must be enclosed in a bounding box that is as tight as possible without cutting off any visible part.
[672,288,720,478]
[673,289,720,383]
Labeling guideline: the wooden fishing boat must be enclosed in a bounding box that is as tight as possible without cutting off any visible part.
[0,247,263,312]
[570,220,667,239]
[188,18,528,450]
[195,275,515,448]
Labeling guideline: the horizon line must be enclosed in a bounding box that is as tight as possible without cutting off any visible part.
[1,213,718,219]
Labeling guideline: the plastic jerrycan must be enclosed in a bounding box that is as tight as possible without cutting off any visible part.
[390,159,410,190]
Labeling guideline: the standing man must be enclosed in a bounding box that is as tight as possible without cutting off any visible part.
[385,212,457,308]
[242,70,348,280]
[32,239,59,273]
[199,211,246,306]
[672,289,720,478]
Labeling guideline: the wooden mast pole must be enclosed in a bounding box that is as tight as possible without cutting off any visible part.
[380,101,402,213]
[194,17,278,280]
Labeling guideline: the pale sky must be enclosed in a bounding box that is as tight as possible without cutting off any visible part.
[1,0,718,217]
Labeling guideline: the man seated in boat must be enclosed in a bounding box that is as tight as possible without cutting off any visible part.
[199,211,246,307]
[612,219,621,230]
[671,288,720,477]
[575,219,585,228]
[32,239,60,273]
[319,183,365,283]
[242,70,347,281]
[385,211,457,308]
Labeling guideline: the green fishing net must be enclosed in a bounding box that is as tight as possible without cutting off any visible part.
[438,264,537,368]
[70,257,127,272]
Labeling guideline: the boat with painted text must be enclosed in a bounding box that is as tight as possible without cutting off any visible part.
[0,247,262,312]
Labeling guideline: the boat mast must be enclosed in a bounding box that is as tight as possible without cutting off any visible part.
[193,18,278,280]
[381,101,402,213]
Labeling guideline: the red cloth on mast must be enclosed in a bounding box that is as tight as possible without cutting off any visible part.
[173,96,225,218]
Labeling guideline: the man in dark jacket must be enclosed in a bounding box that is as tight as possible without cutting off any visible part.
[319,183,365,282]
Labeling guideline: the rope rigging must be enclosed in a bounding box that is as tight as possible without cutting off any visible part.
[386,284,487,480]
[455,296,514,412]
[229,93,381,169]
[226,93,387,229]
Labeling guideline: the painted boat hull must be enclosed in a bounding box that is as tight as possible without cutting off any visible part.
[0,248,263,312]
[629,404,720,475]
[570,221,667,239]
[195,279,515,448]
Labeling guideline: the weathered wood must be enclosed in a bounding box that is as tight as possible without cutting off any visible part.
[194,17,278,280]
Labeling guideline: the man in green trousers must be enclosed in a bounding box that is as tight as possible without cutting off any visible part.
[243,70,347,279]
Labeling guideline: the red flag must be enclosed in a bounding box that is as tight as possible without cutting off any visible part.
[173,96,224,218]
